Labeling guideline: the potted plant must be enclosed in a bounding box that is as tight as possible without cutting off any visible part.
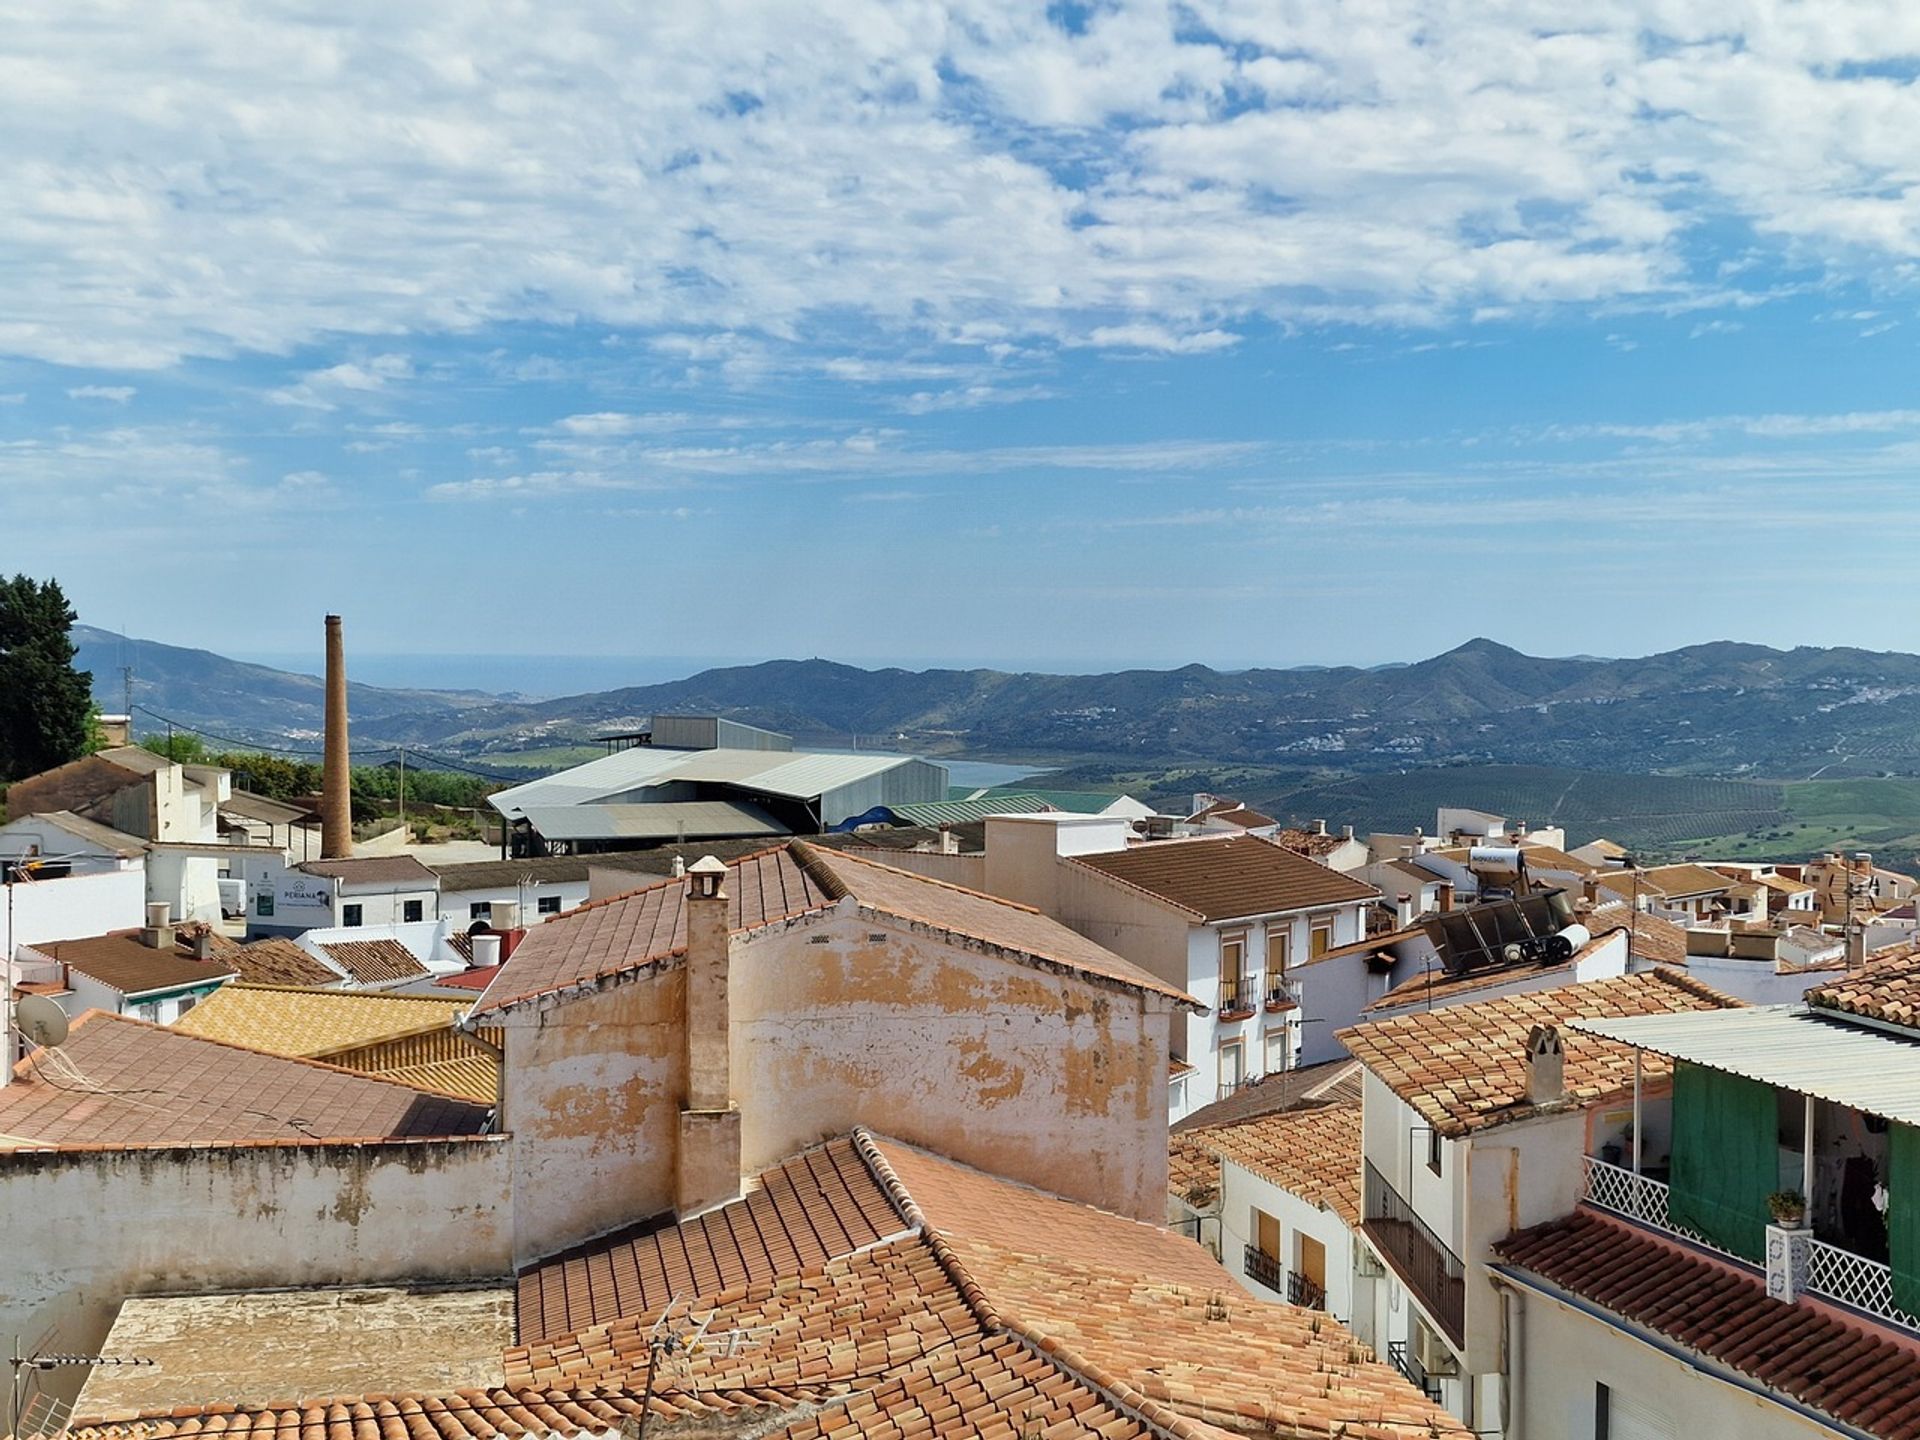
[1768,1190,1807,1227]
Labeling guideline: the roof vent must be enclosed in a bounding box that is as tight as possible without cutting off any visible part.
[1525,1023,1565,1105]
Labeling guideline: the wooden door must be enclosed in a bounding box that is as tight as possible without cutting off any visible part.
[1297,1233,1326,1290]
[1255,1210,1281,1260]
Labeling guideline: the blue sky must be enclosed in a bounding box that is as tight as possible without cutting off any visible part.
[10,3,1920,676]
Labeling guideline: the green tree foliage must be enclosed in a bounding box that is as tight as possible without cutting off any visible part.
[138,734,496,809]
[0,575,94,782]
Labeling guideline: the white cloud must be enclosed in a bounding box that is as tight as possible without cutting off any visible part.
[0,393,24,404]
[14,5,1920,371]
[268,354,413,409]
[65,385,135,402]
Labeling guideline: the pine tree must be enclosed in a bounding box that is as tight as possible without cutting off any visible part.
[0,575,94,782]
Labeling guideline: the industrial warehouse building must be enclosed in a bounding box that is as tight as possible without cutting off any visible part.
[487,714,948,855]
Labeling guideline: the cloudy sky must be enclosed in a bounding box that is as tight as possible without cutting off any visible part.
[10,2,1920,678]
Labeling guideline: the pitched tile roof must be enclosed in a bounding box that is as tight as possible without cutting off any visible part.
[28,931,236,997]
[1167,1134,1219,1208]
[0,1011,492,1148]
[1273,827,1348,858]
[1338,970,1744,1137]
[1806,947,1920,1032]
[1496,1208,1920,1440]
[1639,863,1736,900]
[319,938,431,983]
[1584,902,1689,967]
[867,1136,1467,1439]
[297,855,440,887]
[225,937,342,987]
[173,984,473,1057]
[1073,835,1379,922]
[1191,1101,1364,1228]
[474,841,1192,1016]
[800,843,1192,1004]
[436,962,502,990]
[1171,1059,1363,1133]
[472,845,836,1013]
[1364,926,1629,1014]
[516,1137,908,1344]
[16,809,148,856]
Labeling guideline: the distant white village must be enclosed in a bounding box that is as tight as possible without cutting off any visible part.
[3,618,1918,1440]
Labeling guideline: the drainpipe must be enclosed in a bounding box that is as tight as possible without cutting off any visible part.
[1495,1278,1525,1440]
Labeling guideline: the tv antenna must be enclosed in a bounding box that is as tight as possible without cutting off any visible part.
[8,1335,154,1438]
[625,1297,769,1440]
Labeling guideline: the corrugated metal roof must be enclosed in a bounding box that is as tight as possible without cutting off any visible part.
[516,800,788,842]
[1573,1005,1920,1126]
[888,794,1053,826]
[490,746,938,813]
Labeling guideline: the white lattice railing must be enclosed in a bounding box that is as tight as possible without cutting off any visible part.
[1805,1239,1920,1333]
[1579,1157,1743,1259]
[1581,1156,1672,1228]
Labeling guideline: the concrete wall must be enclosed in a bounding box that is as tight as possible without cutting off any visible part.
[498,897,1176,1264]
[443,878,591,923]
[0,869,147,955]
[498,966,689,1264]
[732,906,1171,1223]
[1506,1281,1839,1440]
[0,1138,511,1417]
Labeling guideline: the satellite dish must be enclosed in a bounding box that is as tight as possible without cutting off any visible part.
[16,994,69,1049]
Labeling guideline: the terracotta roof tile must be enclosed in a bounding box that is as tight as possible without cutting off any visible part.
[1496,1208,1920,1440]
[0,1011,492,1148]
[1639,863,1736,900]
[516,1137,909,1344]
[1171,1060,1363,1133]
[472,845,835,1014]
[28,931,236,997]
[866,1137,1466,1440]
[226,938,341,987]
[1584,903,1689,967]
[1191,1101,1363,1228]
[318,939,431,984]
[1272,828,1347,859]
[1806,947,1920,1032]
[1338,970,1744,1137]
[1074,836,1378,923]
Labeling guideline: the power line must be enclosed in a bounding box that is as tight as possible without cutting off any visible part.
[127,704,526,780]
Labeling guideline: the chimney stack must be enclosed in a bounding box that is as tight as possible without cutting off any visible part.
[142,902,175,951]
[321,614,352,860]
[936,824,958,856]
[1437,881,1455,913]
[1312,818,1327,836]
[677,856,742,1215]
[1524,1023,1566,1105]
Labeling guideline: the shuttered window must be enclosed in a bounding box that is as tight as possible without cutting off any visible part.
[1667,1061,1775,1262]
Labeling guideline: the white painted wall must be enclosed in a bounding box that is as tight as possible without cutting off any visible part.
[1217,1156,1360,1325]
[1505,1282,1841,1440]
[443,879,591,925]
[0,1139,510,1421]
[0,869,147,955]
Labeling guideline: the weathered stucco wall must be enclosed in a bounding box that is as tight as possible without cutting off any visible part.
[500,967,687,1264]
[732,906,1172,1222]
[0,1138,511,1416]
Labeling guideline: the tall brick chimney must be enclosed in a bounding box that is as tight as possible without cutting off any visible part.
[321,614,352,860]
[677,856,741,1215]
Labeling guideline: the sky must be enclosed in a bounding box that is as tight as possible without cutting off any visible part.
[12,2,1920,679]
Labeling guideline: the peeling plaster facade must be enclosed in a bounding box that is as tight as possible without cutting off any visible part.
[494,895,1176,1265]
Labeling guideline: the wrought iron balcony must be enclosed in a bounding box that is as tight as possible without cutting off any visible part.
[1362,1160,1465,1346]
[1264,976,1303,1012]
[1287,1269,1326,1310]
[1242,1244,1282,1294]
[1217,971,1255,1020]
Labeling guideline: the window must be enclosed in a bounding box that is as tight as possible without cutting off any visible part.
[537,895,562,915]
[1595,1384,1610,1440]
[256,891,275,917]
[1309,918,1334,958]
[1427,1127,1444,1176]
[1218,929,1250,1014]
[470,901,493,920]
[1218,1040,1245,1098]
[134,1002,161,1022]
[403,899,424,923]
[176,995,197,1016]
[1264,1028,1292,1075]
[342,903,364,928]
[1266,928,1289,975]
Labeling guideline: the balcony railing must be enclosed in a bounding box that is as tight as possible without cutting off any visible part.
[1362,1160,1465,1345]
[1217,972,1255,1020]
[1265,976,1303,1012]
[1387,1340,1441,1402]
[1581,1157,1920,1334]
[1243,1244,1282,1293]
[1287,1269,1326,1310]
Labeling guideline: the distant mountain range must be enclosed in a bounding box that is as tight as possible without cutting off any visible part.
[72,627,1920,781]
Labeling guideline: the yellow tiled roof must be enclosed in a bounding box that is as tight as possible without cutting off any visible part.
[174,984,470,1057]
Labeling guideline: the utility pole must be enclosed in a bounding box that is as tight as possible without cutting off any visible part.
[120,666,133,720]
[397,746,406,831]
